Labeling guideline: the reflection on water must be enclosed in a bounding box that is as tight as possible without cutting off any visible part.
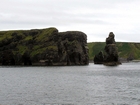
[0,63,140,105]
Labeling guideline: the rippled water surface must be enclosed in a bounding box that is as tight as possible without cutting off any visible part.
[0,63,140,105]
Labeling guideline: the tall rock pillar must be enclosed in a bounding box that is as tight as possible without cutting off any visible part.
[104,32,121,65]
[94,32,121,66]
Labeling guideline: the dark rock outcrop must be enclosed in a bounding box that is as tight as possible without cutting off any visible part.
[94,32,121,66]
[57,31,89,65]
[94,51,104,64]
[0,27,89,66]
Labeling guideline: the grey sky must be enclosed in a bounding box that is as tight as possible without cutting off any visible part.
[0,0,140,42]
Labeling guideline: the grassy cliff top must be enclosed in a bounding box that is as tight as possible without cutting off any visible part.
[0,27,59,61]
[88,42,140,60]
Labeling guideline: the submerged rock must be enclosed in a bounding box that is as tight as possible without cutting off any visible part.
[0,27,89,66]
[94,32,121,66]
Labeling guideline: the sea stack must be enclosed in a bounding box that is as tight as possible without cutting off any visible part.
[94,32,121,66]
[104,32,121,66]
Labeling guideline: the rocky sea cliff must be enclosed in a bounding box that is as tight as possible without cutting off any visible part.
[0,27,89,66]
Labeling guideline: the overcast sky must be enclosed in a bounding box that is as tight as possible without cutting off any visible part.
[0,0,140,42]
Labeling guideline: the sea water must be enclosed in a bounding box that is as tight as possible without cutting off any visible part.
[0,63,140,105]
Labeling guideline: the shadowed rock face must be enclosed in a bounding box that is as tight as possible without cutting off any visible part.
[94,32,121,66]
[57,31,89,65]
[0,27,89,66]
[93,51,104,64]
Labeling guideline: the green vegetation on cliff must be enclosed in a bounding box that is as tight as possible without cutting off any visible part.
[0,27,89,65]
[88,42,140,60]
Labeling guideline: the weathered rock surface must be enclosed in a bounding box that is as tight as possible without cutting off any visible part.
[93,51,104,64]
[94,32,121,66]
[0,27,89,66]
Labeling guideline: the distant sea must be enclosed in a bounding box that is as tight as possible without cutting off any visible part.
[0,63,140,105]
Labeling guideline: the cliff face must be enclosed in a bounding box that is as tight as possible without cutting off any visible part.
[0,27,89,66]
